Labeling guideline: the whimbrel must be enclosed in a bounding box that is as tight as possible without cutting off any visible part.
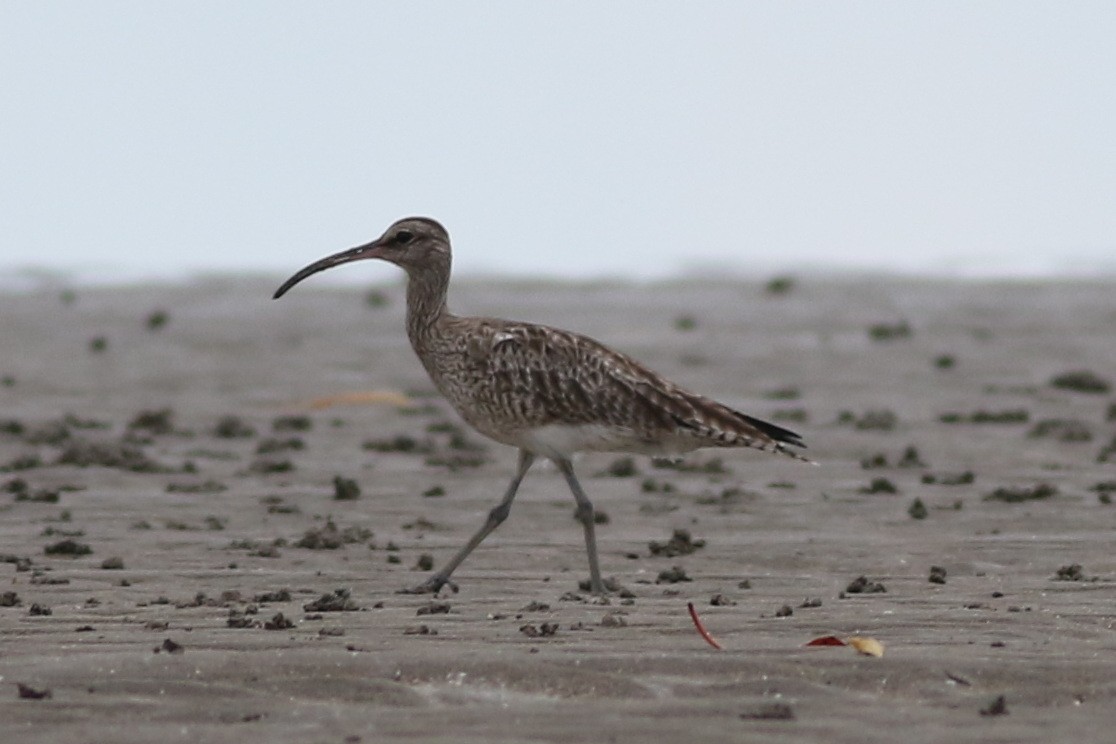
[274,217,810,595]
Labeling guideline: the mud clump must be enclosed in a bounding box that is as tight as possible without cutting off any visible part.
[264,612,295,630]
[256,437,305,454]
[1,454,43,472]
[166,479,227,494]
[842,576,887,595]
[295,520,372,550]
[980,695,1008,717]
[226,610,257,629]
[17,683,52,700]
[416,601,451,616]
[597,457,638,478]
[128,408,176,436]
[363,434,433,454]
[332,475,361,501]
[908,498,928,519]
[867,320,912,342]
[939,409,1030,425]
[254,589,292,603]
[423,453,487,471]
[1,419,26,436]
[6,478,63,503]
[213,415,256,439]
[740,702,795,721]
[1027,419,1093,443]
[897,446,926,468]
[655,565,692,584]
[249,458,294,474]
[272,415,313,433]
[922,471,974,486]
[44,538,92,557]
[1049,370,1110,395]
[860,477,898,495]
[57,439,165,473]
[303,588,360,612]
[145,309,170,331]
[648,529,706,557]
[984,483,1058,503]
[519,622,559,638]
[1053,563,1088,582]
[1099,436,1116,464]
[159,638,185,654]
[24,421,73,446]
[764,276,796,295]
[836,409,898,431]
[0,554,32,572]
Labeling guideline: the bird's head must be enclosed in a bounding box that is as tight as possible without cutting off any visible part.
[273,217,450,299]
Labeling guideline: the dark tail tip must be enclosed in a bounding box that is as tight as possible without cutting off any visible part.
[737,412,806,449]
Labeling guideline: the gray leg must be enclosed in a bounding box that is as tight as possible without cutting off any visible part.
[403,449,535,594]
[553,457,605,595]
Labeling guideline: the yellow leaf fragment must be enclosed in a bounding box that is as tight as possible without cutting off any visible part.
[847,636,885,657]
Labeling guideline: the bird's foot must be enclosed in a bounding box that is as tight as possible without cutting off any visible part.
[398,575,458,595]
[577,576,622,598]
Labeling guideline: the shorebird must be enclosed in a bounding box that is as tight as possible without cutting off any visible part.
[273,217,810,595]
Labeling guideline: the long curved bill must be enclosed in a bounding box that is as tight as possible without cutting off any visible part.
[272,239,384,299]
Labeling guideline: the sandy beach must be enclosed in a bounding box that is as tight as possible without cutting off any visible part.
[2,275,1115,743]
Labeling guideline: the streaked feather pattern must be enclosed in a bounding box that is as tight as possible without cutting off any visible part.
[417,317,810,462]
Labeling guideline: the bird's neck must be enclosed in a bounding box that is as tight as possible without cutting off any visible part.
[404,265,452,346]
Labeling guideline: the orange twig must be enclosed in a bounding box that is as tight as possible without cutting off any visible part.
[687,602,724,650]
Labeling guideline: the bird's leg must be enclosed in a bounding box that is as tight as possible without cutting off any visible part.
[401,449,535,594]
[554,458,605,596]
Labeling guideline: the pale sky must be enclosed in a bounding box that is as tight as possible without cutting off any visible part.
[3,2,1115,282]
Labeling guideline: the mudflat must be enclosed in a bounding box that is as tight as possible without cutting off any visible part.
[1,276,1114,743]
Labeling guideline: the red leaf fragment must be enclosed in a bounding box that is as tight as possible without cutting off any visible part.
[687,602,724,650]
[805,634,848,647]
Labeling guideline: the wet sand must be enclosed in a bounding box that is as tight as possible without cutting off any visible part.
[2,276,1115,743]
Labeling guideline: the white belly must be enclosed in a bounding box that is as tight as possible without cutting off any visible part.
[510,423,699,460]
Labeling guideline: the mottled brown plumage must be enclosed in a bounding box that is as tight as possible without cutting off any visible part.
[274,216,810,595]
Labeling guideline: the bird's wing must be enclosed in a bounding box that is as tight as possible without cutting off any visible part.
[476,320,808,459]
[476,321,633,426]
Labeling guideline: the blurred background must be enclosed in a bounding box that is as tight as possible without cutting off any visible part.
[2,1,1115,286]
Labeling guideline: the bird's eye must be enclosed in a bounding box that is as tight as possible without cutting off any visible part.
[395,230,414,245]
